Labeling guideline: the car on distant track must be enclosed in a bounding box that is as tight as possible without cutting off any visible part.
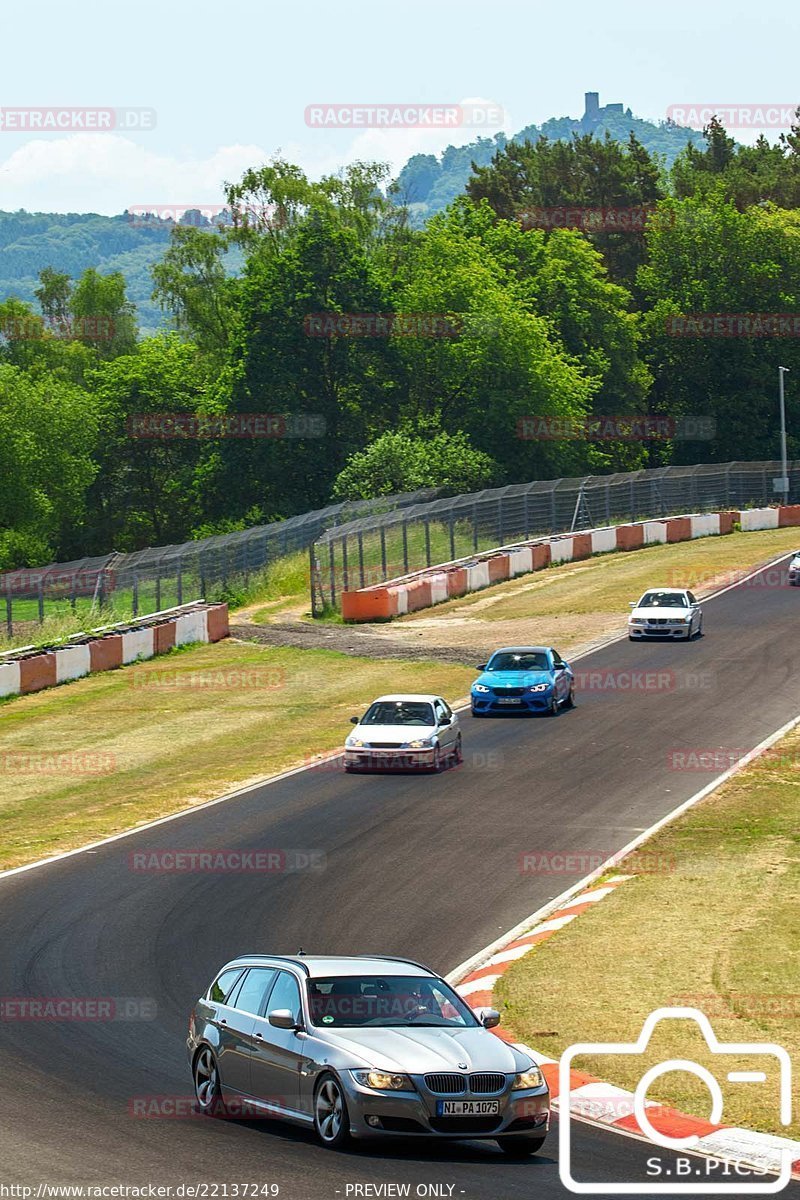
[470,646,575,717]
[343,694,461,772]
[788,551,800,585]
[188,953,550,1153]
[628,587,703,640]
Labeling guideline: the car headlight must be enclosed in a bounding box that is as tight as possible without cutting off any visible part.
[630,618,646,625]
[680,614,692,622]
[405,737,435,749]
[473,684,490,693]
[512,1067,544,1090]
[529,683,549,693]
[346,736,365,748]
[351,1070,413,1091]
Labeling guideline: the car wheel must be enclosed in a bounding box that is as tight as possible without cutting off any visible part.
[547,693,559,717]
[498,1134,546,1157]
[563,682,576,710]
[193,1046,226,1116]
[430,745,442,772]
[452,734,463,764]
[314,1073,351,1150]
[684,623,693,641]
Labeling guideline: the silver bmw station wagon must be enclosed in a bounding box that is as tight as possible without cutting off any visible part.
[187,954,550,1153]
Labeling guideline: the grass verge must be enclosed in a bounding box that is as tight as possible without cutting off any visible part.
[388,528,800,656]
[0,641,472,871]
[495,722,800,1134]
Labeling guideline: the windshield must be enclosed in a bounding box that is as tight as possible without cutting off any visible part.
[307,975,479,1028]
[486,651,549,672]
[638,592,688,608]
[361,701,435,726]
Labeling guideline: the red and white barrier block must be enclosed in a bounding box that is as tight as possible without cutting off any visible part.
[0,603,229,703]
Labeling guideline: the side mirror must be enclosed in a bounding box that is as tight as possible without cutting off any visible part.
[628,601,637,608]
[439,715,451,726]
[476,664,487,671]
[475,1006,501,1029]
[350,716,360,725]
[268,1008,298,1030]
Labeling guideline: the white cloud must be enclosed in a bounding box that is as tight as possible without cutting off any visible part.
[0,98,513,215]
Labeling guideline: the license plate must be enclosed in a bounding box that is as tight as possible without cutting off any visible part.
[436,1100,501,1116]
[497,697,521,705]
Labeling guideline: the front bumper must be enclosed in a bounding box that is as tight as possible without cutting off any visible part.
[471,690,553,714]
[342,1073,550,1140]
[629,621,692,638]
[344,747,436,770]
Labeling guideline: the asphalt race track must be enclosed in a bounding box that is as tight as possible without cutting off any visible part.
[2,558,799,1199]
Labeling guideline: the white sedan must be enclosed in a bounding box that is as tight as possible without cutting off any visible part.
[788,552,800,586]
[628,587,703,641]
[344,694,462,772]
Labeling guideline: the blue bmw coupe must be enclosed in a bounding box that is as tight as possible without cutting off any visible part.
[470,646,575,717]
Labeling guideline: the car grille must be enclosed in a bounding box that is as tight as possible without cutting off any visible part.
[425,1073,466,1094]
[492,687,526,696]
[647,618,671,626]
[367,742,403,749]
[470,1073,506,1094]
[423,1073,507,1094]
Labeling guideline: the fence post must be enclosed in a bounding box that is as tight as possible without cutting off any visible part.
[132,574,139,617]
[5,583,11,638]
[38,579,44,624]
[473,503,479,551]
[380,526,387,579]
[155,573,161,612]
[177,558,183,606]
[425,518,432,567]
[402,519,409,574]
[550,487,557,533]
[328,541,336,608]
[358,531,365,589]
[449,515,456,561]
[523,492,530,539]
[605,482,611,524]
[498,496,505,545]
[341,536,349,594]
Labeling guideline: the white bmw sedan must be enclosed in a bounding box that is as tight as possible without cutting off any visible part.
[628,587,703,641]
[344,694,461,772]
[788,552,800,585]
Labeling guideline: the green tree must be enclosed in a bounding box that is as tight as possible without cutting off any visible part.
[70,268,138,358]
[333,428,499,499]
[639,196,800,462]
[0,364,98,568]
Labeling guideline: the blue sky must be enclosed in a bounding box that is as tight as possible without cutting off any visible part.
[1,0,798,213]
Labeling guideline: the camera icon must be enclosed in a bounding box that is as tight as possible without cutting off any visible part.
[559,1007,793,1194]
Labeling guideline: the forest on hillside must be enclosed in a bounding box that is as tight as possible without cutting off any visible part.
[1,115,799,573]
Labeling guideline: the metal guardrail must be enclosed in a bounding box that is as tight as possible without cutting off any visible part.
[309,461,800,615]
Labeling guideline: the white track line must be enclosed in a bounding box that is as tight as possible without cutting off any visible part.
[448,707,800,985]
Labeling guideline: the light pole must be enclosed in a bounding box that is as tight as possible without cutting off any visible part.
[778,366,790,500]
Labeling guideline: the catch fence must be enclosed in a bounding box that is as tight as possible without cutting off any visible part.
[309,461,800,615]
[0,489,438,637]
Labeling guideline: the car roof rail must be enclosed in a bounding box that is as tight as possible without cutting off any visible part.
[237,954,311,976]
[367,954,432,973]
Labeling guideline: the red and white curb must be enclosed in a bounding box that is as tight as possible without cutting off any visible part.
[453,877,800,1181]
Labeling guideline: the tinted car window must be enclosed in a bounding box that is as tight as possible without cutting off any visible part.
[362,701,435,726]
[208,967,244,1004]
[267,971,302,1023]
[231,968,278,1016]
[307,975,479,1028]
[639,592,687,608]
[487,651,549,671]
